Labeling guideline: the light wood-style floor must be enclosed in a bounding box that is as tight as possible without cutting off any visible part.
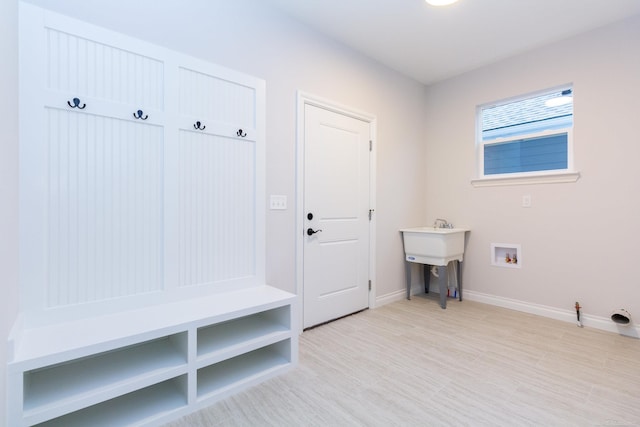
[165,295,640,426]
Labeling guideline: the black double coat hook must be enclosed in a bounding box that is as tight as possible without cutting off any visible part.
[133,110,148,120]
[67,97,86,109]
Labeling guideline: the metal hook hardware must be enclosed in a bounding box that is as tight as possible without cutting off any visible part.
[237,129,247,138]
[67,97,86,109]
[133,110,148,120]
[194,121,206,130]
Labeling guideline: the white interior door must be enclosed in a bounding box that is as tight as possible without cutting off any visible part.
[303,103,371,328]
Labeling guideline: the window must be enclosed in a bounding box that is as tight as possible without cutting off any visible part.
[474,86,579,186]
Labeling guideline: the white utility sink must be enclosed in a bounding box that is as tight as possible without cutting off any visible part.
[400,227,469,266]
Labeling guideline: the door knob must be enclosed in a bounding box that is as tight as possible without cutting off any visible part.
[307,228,322,236]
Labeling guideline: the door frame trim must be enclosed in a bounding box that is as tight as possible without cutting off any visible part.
[295,91,377,334]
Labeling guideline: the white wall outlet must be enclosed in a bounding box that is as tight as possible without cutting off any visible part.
[270,195,287,210]
[522,195,531,208]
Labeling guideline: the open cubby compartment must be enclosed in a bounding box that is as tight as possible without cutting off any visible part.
[197,305,291,362]
[491,243,521,268]
[34,374,188,427]
[197,339,292,400]
[23,332,188,424]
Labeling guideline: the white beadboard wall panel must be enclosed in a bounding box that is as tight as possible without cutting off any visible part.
[18,3,266,326]
[179,67,255,128]
[178,129,256,288]
[46,28,164,111]
[46,108,164,307]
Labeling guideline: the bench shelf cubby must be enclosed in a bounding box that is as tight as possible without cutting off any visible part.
[9,286,298,427]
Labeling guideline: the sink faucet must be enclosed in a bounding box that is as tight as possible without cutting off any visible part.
[433,218,453,229]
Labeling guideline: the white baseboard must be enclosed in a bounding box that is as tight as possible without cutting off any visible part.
[376,280,452,308]
[464,290,640,338]
[374,288,408,307]
[375,283,445,308]
[375,287,639,339]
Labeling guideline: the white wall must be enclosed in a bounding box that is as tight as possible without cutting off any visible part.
[21,0,426,299]
[4,5,639,421]
[424,16,640,328]
[4,3,427,418]
[0,0,19,424]
[5,2,638,423]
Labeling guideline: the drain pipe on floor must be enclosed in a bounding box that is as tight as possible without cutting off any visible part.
[611,309,632,325]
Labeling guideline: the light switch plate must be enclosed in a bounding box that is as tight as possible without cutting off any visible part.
[522,195,531,208]
[270,195,287,210]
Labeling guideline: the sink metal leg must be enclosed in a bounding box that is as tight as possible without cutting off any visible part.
[405,261,411,300]
[423,264,431,294]
[457,260,463,301]
[439,264,447,309]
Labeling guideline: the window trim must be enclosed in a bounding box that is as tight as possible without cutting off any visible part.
[471,170,580,187]
[474,86,579,186]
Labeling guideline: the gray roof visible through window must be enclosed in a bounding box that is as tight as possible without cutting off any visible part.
[482,90,573,136]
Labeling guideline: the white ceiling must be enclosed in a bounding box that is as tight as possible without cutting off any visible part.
[265,0,640,85]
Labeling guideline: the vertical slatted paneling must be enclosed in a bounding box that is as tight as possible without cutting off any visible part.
[46,28,164,110]
[178,130,256,287]
[46,108,164,307]
[22,6,264,321]
[178,67,255,127]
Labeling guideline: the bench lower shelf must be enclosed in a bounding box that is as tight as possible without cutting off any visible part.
[9,285,298,427]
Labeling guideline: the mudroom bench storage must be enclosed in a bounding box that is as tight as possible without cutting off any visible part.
[8,286,297,426]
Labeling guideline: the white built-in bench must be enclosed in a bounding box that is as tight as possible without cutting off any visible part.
[8,286,298,427]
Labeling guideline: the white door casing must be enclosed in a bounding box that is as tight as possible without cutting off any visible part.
[297,94,377,329]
